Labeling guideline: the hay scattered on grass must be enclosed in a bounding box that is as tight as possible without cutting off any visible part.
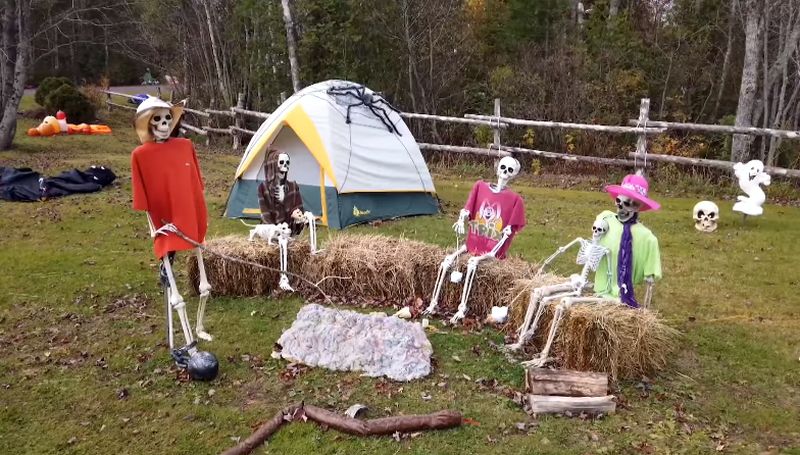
[503,278,679,380]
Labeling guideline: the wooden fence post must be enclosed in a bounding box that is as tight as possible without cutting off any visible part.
[203,103,211,147]
[634,98,650,175]
[233,92,245,151]
[492,98,501,150]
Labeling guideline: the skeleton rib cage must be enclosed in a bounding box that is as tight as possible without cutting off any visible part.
[576,238,609,272]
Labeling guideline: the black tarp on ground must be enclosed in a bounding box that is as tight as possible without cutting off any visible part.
[0,166,116,202]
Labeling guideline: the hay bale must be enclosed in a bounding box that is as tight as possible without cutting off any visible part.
[503,278,679,380]
[304,233,535,316]
[187,235,311,296]
[188,233,534,318]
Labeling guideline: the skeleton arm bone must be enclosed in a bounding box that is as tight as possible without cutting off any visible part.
[484,225,513,258]
[643,275,655,309]
[537,237,585,275]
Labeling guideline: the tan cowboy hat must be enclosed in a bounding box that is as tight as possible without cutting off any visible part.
[133,96,184,144]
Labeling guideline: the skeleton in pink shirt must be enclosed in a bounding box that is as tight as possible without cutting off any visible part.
[425,156,526,324]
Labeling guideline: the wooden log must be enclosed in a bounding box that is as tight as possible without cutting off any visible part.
[182,106,210,118]
[627,152,800,178]
[221,403,462,455]
[497,144,638,167]
[180,122,208,136]
[230,125,256,136]
[231,106,271,119]
[465,114,665,135]
[401,112,509,128]
[528,395,616,415]
[525,368,608,397]
[205,108,235,117]
[417,143,510,157]
[203,126,231,134]
[627,119,800,139]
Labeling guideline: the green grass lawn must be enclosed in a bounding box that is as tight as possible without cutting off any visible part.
[1,107,799,454]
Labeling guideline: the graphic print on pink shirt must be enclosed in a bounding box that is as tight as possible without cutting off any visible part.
[463,180,526,259]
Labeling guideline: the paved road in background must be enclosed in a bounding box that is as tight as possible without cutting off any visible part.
[24,85,167,96]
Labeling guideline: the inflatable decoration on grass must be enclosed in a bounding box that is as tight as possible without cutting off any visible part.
[26,110,111,137]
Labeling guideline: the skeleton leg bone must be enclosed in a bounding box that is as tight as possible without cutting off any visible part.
[277,236,294,292]
[161,254,194,347]
[194,248,213,341]
[305,211,319,254]
[507,283,576,351]
[522,297,609,368]
[424,245,467,315]
[450,255,492,324]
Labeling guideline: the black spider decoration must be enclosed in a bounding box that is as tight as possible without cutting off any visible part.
[326,84,402,135]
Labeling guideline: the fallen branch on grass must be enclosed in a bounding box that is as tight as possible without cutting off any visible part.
[221,402,463,455]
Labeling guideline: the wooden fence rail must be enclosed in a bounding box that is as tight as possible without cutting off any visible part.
[103,90,800,179]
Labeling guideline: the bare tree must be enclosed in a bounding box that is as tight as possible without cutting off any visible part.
[0,0,30,150]
[731,0,763,162]
[281,0,301,93]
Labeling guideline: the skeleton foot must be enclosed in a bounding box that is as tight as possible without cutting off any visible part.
[505,342,524,352]
[279,274,294,292]
[521,355,551,368]
[449,309,465,324]
[423,302,438,316]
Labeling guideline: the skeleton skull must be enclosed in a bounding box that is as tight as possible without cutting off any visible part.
[149,108,173,142]
[615,195,641,223]
[277,153,290,174]
[591,218,609,240]
[497,156,520,182]
[692,200,719,233]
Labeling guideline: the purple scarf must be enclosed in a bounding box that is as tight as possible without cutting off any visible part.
[618,213,639,308]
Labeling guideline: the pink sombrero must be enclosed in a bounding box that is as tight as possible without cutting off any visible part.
[604,174,661,212]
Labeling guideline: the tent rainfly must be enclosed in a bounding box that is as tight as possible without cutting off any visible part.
[225,80,438,229]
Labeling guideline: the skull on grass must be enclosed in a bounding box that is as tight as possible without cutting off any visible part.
[615,195,640,223]
[692,200,719,233]
[149,108,173,142]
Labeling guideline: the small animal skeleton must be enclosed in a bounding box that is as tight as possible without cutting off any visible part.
[243,220,292,244]
[508,218,611,351]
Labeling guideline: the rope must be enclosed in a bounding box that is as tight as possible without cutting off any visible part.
[164,222,335,303]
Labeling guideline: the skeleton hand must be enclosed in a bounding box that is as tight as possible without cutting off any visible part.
[502,226,512,237]
[452,209,470,235]
[302,211,315,224]
[154,223,178,237]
